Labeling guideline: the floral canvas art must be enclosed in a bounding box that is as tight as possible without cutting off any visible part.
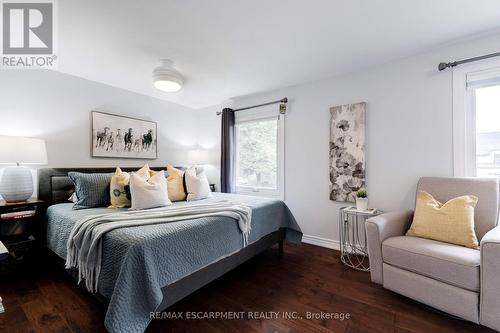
[329,102,366,202]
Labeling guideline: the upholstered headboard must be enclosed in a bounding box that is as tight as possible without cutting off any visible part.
[38,167,182,206]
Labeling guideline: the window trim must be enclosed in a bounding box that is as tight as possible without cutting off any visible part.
[234,106,285,200]
[452,59,500,177]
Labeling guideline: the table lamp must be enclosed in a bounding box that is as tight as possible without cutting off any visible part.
[0,136,48,202]
[187,149,209,166]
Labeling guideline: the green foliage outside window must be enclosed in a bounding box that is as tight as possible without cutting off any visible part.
[236,119,277,188]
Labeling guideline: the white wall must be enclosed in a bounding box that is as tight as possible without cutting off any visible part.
[192,105,222,190]
[201,32,500,247]
[0,70,205,197]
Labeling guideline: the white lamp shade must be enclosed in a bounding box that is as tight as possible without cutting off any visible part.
[187,149,209,165]
[0,136,48,165]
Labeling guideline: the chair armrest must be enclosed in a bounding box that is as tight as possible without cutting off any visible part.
[481,226,500,247]
[365,210,413,284]
[480,226,500,331]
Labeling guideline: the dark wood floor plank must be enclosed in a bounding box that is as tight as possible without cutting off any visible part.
[4,321,36,333]
[0,298,31,331]
[0,242,495,333]
[37,276,106,333]
[20,299,72,333]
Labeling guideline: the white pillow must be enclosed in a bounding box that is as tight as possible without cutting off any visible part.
[68,192,78,203]
[129,170,172,210]
[185,167,213,201]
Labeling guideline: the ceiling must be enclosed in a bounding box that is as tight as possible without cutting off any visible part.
[57,0,500,109]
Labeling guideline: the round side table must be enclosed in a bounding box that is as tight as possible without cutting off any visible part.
[339,207,382,271]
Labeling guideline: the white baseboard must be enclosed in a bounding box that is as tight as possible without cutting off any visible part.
[301,234,340,250]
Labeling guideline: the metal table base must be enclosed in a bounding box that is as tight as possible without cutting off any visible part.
[339,207,382,271]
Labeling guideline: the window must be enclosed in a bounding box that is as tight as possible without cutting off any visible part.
[234,106,284,199]
[236,119,278,188]
[453,64,500,177]
[475,85,500,177]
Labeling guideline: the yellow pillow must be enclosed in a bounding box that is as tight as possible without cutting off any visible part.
[406,191,479,249]
[109,167,131,208]
[137,164,153,179]
[166,165,186,201]
[109,165,153,208]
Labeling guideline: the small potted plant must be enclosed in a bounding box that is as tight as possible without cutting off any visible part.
[355,189,368,211]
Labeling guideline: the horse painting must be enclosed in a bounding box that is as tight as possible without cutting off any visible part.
[142,130,154,151]
[92,111,157,159]
[124,128,134,152]
[95,127,110,148]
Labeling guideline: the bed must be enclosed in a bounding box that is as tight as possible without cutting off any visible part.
[38,167,302,333]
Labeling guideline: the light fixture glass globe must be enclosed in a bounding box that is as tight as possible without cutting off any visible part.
[152,59,184,93]
[154,80,182,92]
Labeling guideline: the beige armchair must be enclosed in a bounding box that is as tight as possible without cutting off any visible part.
[366,177,500,331]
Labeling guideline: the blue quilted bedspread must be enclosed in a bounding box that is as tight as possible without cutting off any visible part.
[46,193,302,333]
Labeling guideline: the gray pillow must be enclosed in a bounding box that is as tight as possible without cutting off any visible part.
[68,172,113,210]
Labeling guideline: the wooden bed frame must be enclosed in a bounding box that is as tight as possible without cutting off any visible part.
[38,167,285,310]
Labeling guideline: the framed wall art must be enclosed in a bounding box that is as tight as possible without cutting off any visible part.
[91,111,157,159]
[329,102,366,202]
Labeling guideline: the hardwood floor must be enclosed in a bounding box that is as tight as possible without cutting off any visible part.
[0,243,495,333]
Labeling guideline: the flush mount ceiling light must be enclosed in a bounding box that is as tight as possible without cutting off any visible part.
[152,59,184,92]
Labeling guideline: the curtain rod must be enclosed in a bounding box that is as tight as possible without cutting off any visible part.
[438,51,500,71]
[216,97,288,115]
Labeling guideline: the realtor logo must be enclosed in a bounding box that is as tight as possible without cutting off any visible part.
[1,0,57,68]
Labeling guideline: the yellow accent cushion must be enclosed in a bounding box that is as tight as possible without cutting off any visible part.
[137,164,153,179]
[406,191,479,249]
[109,167,131,208]
[166,165,186,202]
[109,165,153,208]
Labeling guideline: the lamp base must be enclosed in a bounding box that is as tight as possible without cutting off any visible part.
[0,166,34,202]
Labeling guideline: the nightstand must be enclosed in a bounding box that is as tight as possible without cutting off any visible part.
[339,206,382,271]
[0,198,45,272]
